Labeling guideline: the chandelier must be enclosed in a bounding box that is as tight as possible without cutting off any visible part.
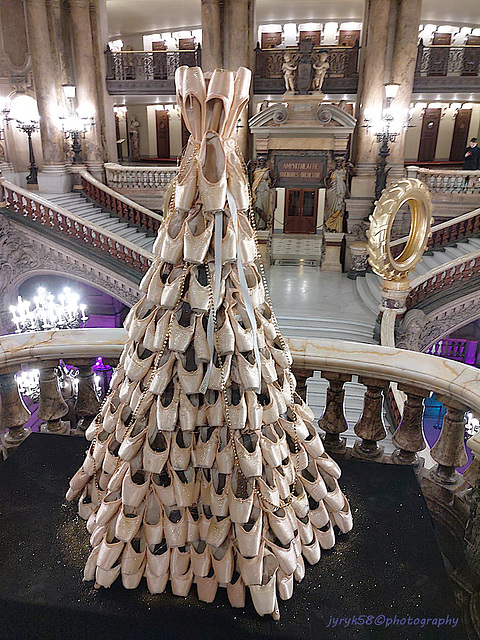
[9,287,88,333]
[15,368,40,402]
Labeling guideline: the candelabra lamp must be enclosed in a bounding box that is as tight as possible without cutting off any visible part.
[60,84,95,165]
[16,119,40,184]
[9,287,88,333]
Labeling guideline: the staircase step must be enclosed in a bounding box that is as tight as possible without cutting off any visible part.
[355,275,379,316]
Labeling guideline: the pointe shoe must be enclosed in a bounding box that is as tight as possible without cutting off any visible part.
[260,349,278,384]
[178,391,200,431]
[95,561,122,589]
[270,338,293,369]
[198,504,214,540]
[215,306,235,355]
[300,461,327,502]
[301,421,325,458]
[204,68,234,135]
[188,265,210,313]
[83,544,100,582]
[156,381,180,431]
[236,431,262,478]
[143,490,164,544]
[96,520,125,570]
[140,259,164,304]
[115,502,145,542]
[125,299,156,342]
[302,532,321,565]
[204,389,223,426]
[293,392,316,423]
[160,265,187,310]
[172,466,200,507]
[198,131,227,212]
[184,210,214,264]
[187,506,200,542]
[296,514,315,545]
[223,67,252,139]
[107,460,129,493]
[213,213,236,264]
[236,351,261,390]
[315,522,336,550]
[291,479,310,519]
[193,426,218,468]
[225,384,247,429]
[174,158,198,215]
[143,430,171,474]
[255,305,277,341]
[237,210,257,264]
[169,302,195,353]
[329,496,353,534]
[257,468,281,511]
[207,352,232,391]
[171,567,194,597]
[67,467,91,499]
[249,552,280,618]
[278,413,309,441]
[95,490,122,528]
[78,485,97,520]
[260,423,287,468]
[118,420,148,462]
[316,451,342,480]
[152,467,175,507]
[211,538,234,583]
[230,468,254,524]
[225,140,250,212]
[146,539,170,576]
[272,467,290,501]
[206,515,232,548]
[144,308,172,353]
[286,434,308,472]
[193,315,210,362]
[277,568,294,601]
[237,543,265,586]
[146,565,169,594]
[196,569,218,603]
[322,474,345,511]
[210,468,230,517]
[178,66,206,140]
[149,352,176,397]
[267,507,295,546]
[122,464,150,508]
[121,537,146,588]
[171,430,193,470]
[227,571,246,608]
[265,536,297,575]
[171,545,191,577]
[258,386,280,425]
[164,506,188,548]
[245,390,263,431]
[236,507,262,557]
[232,265,264,309]
[216,425,234,473]
[103,437,122,474]
[191,540,211,577]
[308,496,330,529]
[294,555,305,582]
[177,347,204,394]
[158,209,188,260]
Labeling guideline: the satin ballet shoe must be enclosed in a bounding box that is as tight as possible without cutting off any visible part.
[296,514,315,545]
[96,519,125,570]
[233,265,265,309]
[78,485,96,520]
[236,431,262,477]
[164,506,188,548]
[267,507,295,546]
[214,306,235,355]
[228,307,255,351]
[146,539,171,576]
[121,537,146,581]
[107,460,129,493]
[216,425,234,473]
[187,506,200,542]
[258,386,280,425]
[270,339,293,370]
[280,457,295,486]
[180,66,206,139]
[173,466,200,507]
[236,351,261,390]
[301,532,321,565]
[125,299,156,342]
[140,261,163,304]
[191,540,211,577]
[308,496,330,529]
[300,461,327,502]
[205,68,234,135]
[210,468,230,517]
[257,467,281,511]
[177,347,204,394]
[121,558,146,589]
[193,426,218,468]
[277,568,294,601]
[265,536,297,575]
[103,399,129,434]
[206,515,232,548]
[286,434,308,471]
[249,552,280,619]
[260,350,278,384]
[143,430,171,474]
[255,305,277,341]
[156,381,179,431]
[93,491,121,529]
[212,213,236,264]
[225,140,250,212]
[171,430,193,470]
[208,353,232,391]
[146,566,169,594]
[224,384,247,429]
[143,491,164,545]
[171,545,191,577]
[205,389,224,426]
[196,569,219,603]
[174,157,198,215]
[236,543,264,587]
[90,520,108,549]
[178,391,201,431]
[115,502,145,543]
[228,467,253,524]
[316,451,342,480]
[193,315,210,362]
[171,566,194,597]
[223,67,252,139]
[271,467,289,501]
[227,572,246,608]
[290,479,310,519]
[184,210,214,264]
[175,65,187,118]
[198,131,227,211]
[149,352,176,397]
[293,392,316,423]
[237,211,257,264]
[122,463,150,508]
[270,382,287,416]
[142,310,169,353]
[67,467,91,499]
[329,496,353,534]
[168,303,195,353]
[83,544,100,582]
[151,467,175,506]
[198,504,214,540]
[321,474,345,511]
[260,423,286,468]
[315,522,336,550]
[160,265,187,309]
[245,390,262,431]
[212,538,234,583]
[294,555,305,582]
[278,413,309,442]
[95,560,122,589]
[236,507,262,557]
[188,265,210,313]
[118,420,148,462]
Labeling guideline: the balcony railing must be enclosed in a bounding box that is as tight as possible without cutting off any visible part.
[427,338,478,365]
[414,43,480,91]
[407,167,480,197]
[104,163,178,192]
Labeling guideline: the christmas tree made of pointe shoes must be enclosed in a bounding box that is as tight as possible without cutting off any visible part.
[66,65,353,620]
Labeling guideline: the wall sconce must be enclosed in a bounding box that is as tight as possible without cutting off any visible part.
[0,99,13,141]
[60,84,95,164]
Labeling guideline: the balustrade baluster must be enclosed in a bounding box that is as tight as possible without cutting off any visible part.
[74,360,101,433]
[38,362,70,435]
[391,384,430,465]
[352,376,389,460]
[317,372,352,454]
[430,395,468,486]
[0,369,31,457]
[291,367,313,402]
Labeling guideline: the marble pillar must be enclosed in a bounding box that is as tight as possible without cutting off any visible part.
[200,0,223,72]
[388,0,422,180]
[351,0,392,198]
[70,0,104,178]
[25,0,70,192]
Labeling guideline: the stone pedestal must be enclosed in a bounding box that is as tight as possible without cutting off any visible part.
[348,240,369,279]
[37,164,73,193]
[321,232,344,272]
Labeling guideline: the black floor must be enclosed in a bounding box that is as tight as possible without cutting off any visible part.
[0,433,464,640]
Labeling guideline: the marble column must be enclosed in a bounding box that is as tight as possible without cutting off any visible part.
[351,0,392,198]
[25,0,70,192]
[70,0,104,178]
[200,0,223,72]
[388,0,422,180]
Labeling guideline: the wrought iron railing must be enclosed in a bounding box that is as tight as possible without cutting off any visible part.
[415,43,480,77]
[106,48,201,82]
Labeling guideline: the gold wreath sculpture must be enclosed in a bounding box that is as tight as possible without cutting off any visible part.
[367,178,433,281]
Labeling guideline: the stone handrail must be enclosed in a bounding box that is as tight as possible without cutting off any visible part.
[104,163,178,192]
[0,178,152,274]
[78,168,162,234]
[406,166,480,195]
[1,328,479,488]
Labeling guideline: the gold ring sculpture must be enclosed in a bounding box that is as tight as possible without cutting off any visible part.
[367,178,433,282]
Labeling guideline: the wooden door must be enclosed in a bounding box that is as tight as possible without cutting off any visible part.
[284,189,318,234]
[299,31,321,46]
[155,110,170,159]
[450,109,472,161]
[418,108,442,162]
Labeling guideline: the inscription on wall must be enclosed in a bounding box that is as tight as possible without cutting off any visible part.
[275,156,326,188]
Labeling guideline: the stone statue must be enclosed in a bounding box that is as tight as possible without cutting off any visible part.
[312,52,329,92]
[324,158,353,233]
[251,157,274,230]
[282,53,297,93]
[129,115,140,161]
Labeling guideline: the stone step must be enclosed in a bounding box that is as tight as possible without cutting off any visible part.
[277,315,375,343]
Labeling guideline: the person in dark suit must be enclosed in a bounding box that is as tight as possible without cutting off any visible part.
[463,138,480,170]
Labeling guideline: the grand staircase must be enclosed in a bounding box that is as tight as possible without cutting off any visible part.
[43,192,156,253]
